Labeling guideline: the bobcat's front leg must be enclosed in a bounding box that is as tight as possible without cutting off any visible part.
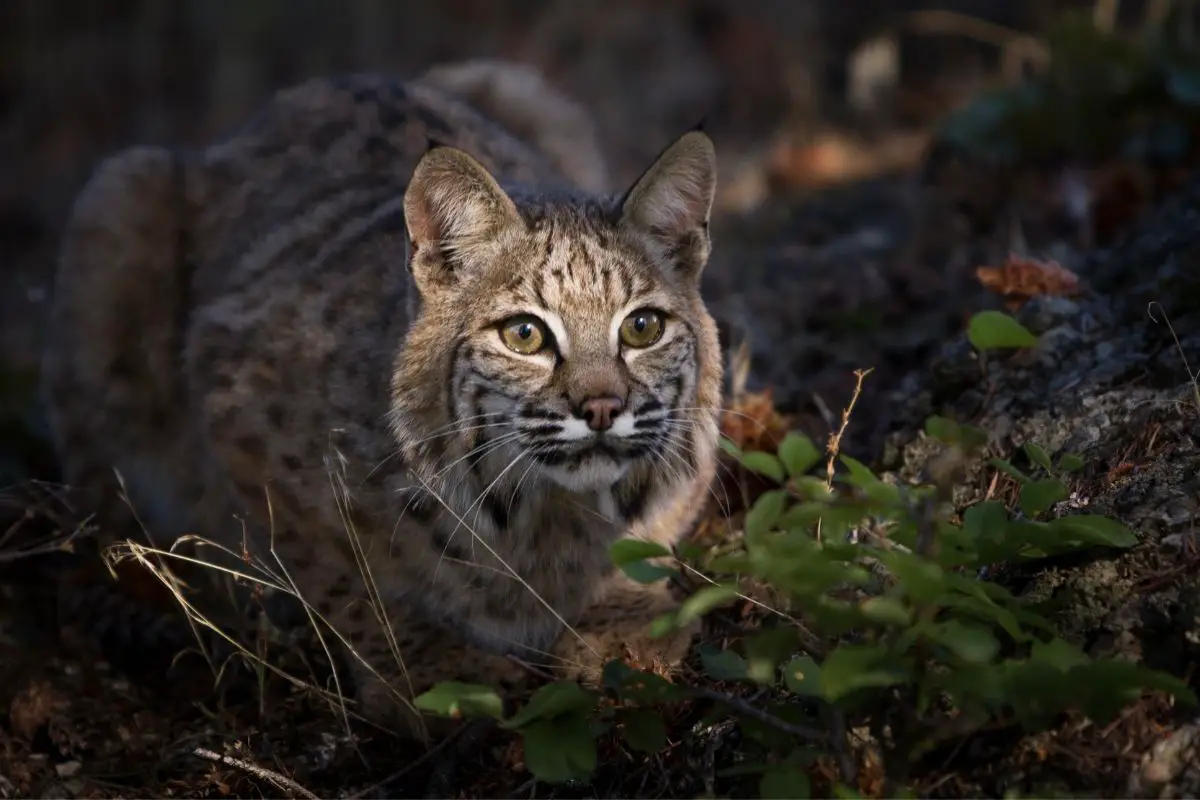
[326,597,527,741]
[550,572,699,684]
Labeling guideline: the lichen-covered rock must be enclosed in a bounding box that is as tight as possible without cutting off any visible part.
[882,173,1200,797]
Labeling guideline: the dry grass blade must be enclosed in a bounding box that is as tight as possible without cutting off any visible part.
[1147,301,1200,415]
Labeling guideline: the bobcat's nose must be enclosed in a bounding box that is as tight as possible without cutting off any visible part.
[576,395,624,432]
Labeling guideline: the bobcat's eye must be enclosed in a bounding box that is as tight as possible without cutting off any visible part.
[619,309,665,349]
[499,315,548,354]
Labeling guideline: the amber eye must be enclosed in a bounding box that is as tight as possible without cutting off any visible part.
[499,315,548,354]
[619,309,665,348]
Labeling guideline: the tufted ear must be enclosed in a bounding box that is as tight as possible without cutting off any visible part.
[403,145,522,292]
[618,129,716,282]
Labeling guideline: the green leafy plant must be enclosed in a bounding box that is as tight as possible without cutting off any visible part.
[416,423,1193,796]
[967,311,1040,351]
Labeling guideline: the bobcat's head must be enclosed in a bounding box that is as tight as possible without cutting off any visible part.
[392,131,721,513]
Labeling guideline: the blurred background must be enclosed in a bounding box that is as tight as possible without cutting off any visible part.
[2,0,1196,469]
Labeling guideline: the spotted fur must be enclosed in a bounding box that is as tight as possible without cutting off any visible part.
[40,62,722,739]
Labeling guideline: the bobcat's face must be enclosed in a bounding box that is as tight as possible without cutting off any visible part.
[393,131,720,514]
[450,236,708,492]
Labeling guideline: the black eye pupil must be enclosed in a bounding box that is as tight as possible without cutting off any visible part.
[634,317,647,332]
[518,324,532,339]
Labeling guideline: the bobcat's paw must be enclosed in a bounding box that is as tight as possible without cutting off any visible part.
[552,610,700,685]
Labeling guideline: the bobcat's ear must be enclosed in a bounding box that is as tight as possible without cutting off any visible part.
[618,130,716,282]
[403,146,522,291]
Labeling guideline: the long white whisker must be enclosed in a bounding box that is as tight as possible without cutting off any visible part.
[365,414,509,481]
[658,418,741,493]
[430,431,524,482]
[659,423,735,522]
[412,473,597,656]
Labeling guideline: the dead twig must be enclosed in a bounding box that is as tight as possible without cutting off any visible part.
[817,368,874,543]
[193,746,320,800]
[691,686,830,744]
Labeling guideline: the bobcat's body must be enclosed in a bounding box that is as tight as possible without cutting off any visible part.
[41,62,722,735]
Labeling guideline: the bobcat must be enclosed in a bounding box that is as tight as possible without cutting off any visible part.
[40,61,722,738]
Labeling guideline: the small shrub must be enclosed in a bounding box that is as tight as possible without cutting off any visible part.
[418,319,1193,795]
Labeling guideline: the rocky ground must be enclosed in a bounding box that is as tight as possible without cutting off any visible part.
[4,3,1200,798]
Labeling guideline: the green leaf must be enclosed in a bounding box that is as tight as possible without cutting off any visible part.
[618,708,668,753]
[859,595,913,627]
[413,682,504,720]
[990,457,1031,483]
[602,661,689,703]
[962,501,1011,561]
[719,437,743,458]
[1031,638,1090,671]
[746,489,788,541]
[1071,659,1197,720]
[963,500,1008,537]
[1058,453,1085,473]
[790,475,834,501]
[882,550,947,604]
[740,451,786,483]
[819,644,911,702]
[924,415,960,444]
[520,716,598,784]
[609,538,675,584]
[760,764,812,799]
[502,681,596,730]
[925,416,988,450]
[609,538,671,564]
[782,655,822,696]
[968,310,1039,350]
[839,455,901,506]
[1023,442,1054,473]
[699,644,750,681]
[928,620,1000,664]
[745,628,800,685]
[1019,479,1068,517]
[677,584,739,625]
[1046,515,1137,548]
[778,432,823,477]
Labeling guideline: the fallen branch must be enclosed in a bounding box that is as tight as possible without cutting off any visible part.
[193,746,320,800]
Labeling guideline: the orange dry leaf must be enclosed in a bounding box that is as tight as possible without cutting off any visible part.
[975,253,1082,310]
[720,388,791,454]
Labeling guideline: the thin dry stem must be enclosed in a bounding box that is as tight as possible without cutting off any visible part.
[193,746,319,800]
[1147,302,1200,414]
[817,368,874,543]
[691,686,830,743]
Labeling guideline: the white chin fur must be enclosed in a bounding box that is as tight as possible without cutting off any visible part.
[540,456,631,492]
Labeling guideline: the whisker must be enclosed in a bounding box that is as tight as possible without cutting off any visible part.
[365,414,509,481]
[434,448,531,582]
[657,418,742,492]
[412,474,596,656]
[430,431,523,482]
[661,405,770,429]
[658,423,736,523]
